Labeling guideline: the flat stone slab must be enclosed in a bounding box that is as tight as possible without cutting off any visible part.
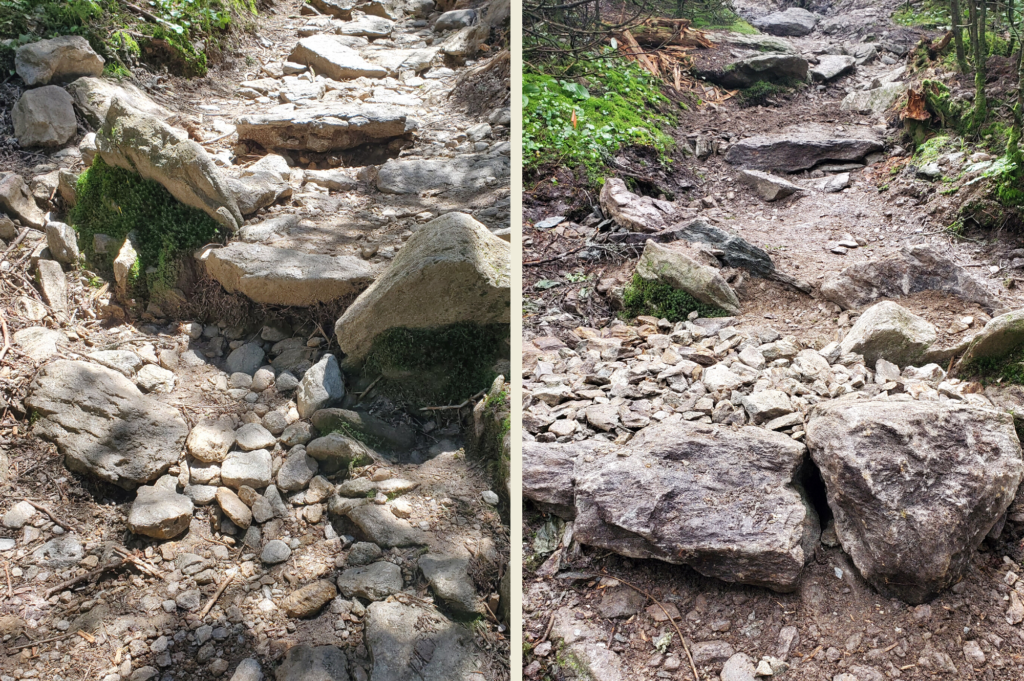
[725,124,883,173]
[375,156,509,194]
[67,76,172,128]
[288,35,388,80]
[233,105,406,153]
[364,601,478,681]
[204,242,374,307]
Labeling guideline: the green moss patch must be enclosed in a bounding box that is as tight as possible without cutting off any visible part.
[621,273,729,322]
[361,323,508,407]
[70,157,227,297]
[739,81,791,107]
[965,343,1024,385]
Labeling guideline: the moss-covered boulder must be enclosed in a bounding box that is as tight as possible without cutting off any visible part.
[635,239,741,315]
[962,309,1024,367]
[334,212,509,363]
[96,96,243,232]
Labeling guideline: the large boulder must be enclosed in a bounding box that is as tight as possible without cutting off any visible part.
[334,212,509,363]
[309,0,354,18]
[66,77,172,128]
[234,106,406,153]
[635,239,741,315]
[841,83,908,115]
[838,301,937,367]
[364,601,478,681]
[821,244,997,311]
[0,173,46,229]
[962,309,1024,367]
[15,36,104,86]
[725,125,883,172]
[522,441,599,519]
[807,400,1023,603]
[96,97,243,232]
[752,8,819,36]
[375,156,510,194]
[568,420,818,591]
[12,86,76,148]
[288,35,388,80]
[204,243,373,307]
[599,177,673,232]
[705,54,809,89]
[24,360,188,489]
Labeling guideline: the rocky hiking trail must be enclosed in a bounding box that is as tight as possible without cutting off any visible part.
[0,0,510,679]
[523,1,1024,681]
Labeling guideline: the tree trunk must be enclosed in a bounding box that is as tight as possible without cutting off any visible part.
[969,0,988,131]
[1008,34,1024,165]
[951,0,969,72]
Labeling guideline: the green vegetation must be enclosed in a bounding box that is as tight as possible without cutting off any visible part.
[0,0,257,78]
[894,0,950,28]
[739,80,790,107]
[966,344,1024,385]
[681,0,756,33]
[329,422,388,452]
[620,273,728,322]
[523,51,675,176]
[70,157,226,296]
[361,323,508,407]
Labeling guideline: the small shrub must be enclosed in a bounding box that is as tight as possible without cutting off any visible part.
[620,273,728,322]
[739,80,789,107]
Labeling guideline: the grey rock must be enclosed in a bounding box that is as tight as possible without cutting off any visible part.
[25,360,188,489]
[238,214,300,244]
[522,440,587,519]
[346,504,427,548]
[221,449,273,490]
[822,244,996,312]
[337,561,403,600]
[596,585,646,619]
[205,243,373,307]
[838,301,937,367]
[289,34,387,79]
[187,417,236,463]
[336,15,394,38]
[752,7,818,36]
[261,539,292,564]
[37,258,68,312]
[277,447,319,492]
[599,177,672,232]
[841,83,908,115]
[226,342,266,376]
[297,354,345,419]
[136,365,176,393]
[434,9,477,30]
[226,172,292,217]
[962,308,1024,366]
[310,409,415,451]
[235,105,405,153]
[14,327,67,362]
[97,97,242,232]
[32,536,83,568]
[347,541,382,566]
[702,54,809,89]
[689,640,736,665]
[67,76,172,128]
[719,653,757,681]
[235,423,276,451]
[282,580,337,618]
[309,0,354,18]
[365,601,477,681]
[185,484,218,505]
[0,172,46,228]
[280,422,316,447]
[275,644,349,681]
[128,486,194,539]
[15,36,104,86]
[810,55,856,81]
[738,169,802,202]
[45,221,79,265]
[229,659,262,681]
[216,487,253,529]
[306,433,375,475]
[3,500,37,529]
[419,554,481,614]
[375,157,509,194]
[725,125,883,172]
[636,240,741,315]
[807,400,1023,603]
[87,349,143,377]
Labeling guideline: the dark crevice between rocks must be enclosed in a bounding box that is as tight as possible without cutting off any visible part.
[797,456,833,528]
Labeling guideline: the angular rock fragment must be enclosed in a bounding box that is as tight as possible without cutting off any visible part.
[12,86,76,148]
[635,240,741,315]
[752,7,818,36]
[128,486,194,539]
[337,561,403,600]
[374,156,509,194]
[599,177,673,232]
[838,301,936,367]
[725,125,883,172]
[67,76,172,128]
[738,169,802,202]
[288,35,388,79]
[15,36,104,86]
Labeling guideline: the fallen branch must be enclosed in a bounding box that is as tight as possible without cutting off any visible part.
[44,559,126,599]
[355,375,383,404]
[0,309,9,364]
[199,571,236,619]
[112,548,163,578]
[10,631,74,651]
[3,227,30,256]
[601,572,699,681]
[124,3,161,23]
[524,245,587,266]
[419,389,486,412]
[23,498,74,532]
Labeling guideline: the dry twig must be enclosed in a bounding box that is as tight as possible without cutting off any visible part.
[23,498,74,532]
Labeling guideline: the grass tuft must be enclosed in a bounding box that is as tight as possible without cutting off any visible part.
[620,273,728,322]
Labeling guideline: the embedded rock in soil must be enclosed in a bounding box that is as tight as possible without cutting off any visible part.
[752,7,818,36]
[225,172,292,217]
[282,580,337,618]
[15,36,104,86]
[187,417,236,463]
[345,504,427,548]
[275,644,349,681]
[719,653,758,681]
[806,400,1023,604]
[229,659,262,681]
[306,433,374,475]
[216,487,253,530]
[226,342,266,376]
[335,212,509,363]
[599,177,673,232]
[277,447,319,492]
[14,327,67,362]
[810,55,856,81]
[97,97,243,232]
[37,260,68,312]
[961,308,1024,367]
[45,222,79,265]
[234,105,405,153]
[309,0,353,18]
[570,420,819,592]
[364,601,478,681]
[336,15,394,38]
[67,76,172,128]
[128,486,194,539]
[288,35,387,80]
[670,220,778,278]
[725,125,883,172]
[841,83,908,115]
[346,541,383,566]
[296,354,345,419]
[737,169,802,202]
[838,301,937,367]
[221,449,273,490]
[522,440,602,519]
[0,172,46,228]
[635,240,741,315]
[204,242,373,307]
[25,360,188,490]
[821,244,996,311]
[336,561,403,601]
[418,554,481,615]
[374,156,510,194]
[703,54,809,89]
[311,408,416,451]
[12,86,77,148]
